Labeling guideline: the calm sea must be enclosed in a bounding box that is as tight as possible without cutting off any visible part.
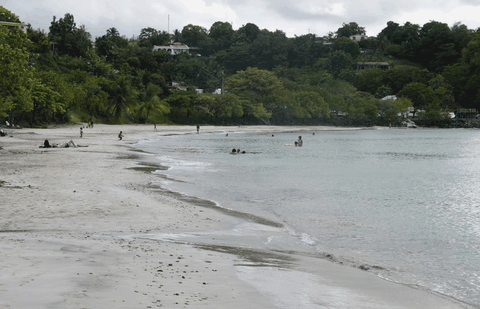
[135,128,480,306]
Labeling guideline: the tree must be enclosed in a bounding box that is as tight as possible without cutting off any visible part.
[397,82,434,111]
[332,37,359,58]
[336,22,365,38]
[376,97,410,125]
[324,51,355,79]
[163,89,198,123]
[395,22,421,59]
[0,12,33,119]
[138,27,170,49]
[250,29,290,70]
[27,26,50,54]
[208,21,233,52]
[451,22,473,54]
[181,24,211,55]
[378,21,401,44]
[233,23,260,43]
[287,34,320,67]
[382,65,424,94]
[224,67,279,121]
[107,75,139,121]
[95,27,129,64]
[30,72,62,124]
[374,85,393,99]
[417,21,456,72]
[137,83,170,123]
[49,13,92,57]
[443,32,480,109]
[353,68,385,94]
[0,6,20,22]
[225,67,282,97]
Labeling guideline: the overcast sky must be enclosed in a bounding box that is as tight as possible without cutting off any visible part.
[3,0,480,39]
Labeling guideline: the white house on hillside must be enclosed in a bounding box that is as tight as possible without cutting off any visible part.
[152,42,191,55]
[349,34,367,42]
[0,21,27,34]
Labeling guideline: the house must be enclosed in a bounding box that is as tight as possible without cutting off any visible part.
[455,108,477,119]
[356,62,390,70]
[380,95,397,101]
[349,34,367,42]
[152,42,191,55]
[0,21,27,34]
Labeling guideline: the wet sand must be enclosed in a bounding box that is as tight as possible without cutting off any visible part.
[0,124,473,308]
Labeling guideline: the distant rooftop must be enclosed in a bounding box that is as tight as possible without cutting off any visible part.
[357,62,390,70]
[152,42,192,55]
[0,21,27,34]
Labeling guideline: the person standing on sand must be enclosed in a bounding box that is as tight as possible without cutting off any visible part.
[80,127,83,138]
[154,123,157,131]
[118,131,124,140]
[196,124,200,134]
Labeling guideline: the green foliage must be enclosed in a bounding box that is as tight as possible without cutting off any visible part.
[397,82,434,110]
[0,20,33,117]
[336,22,366,38]
[27,27,50,54]
[0,6,20,22]
[30,73,62,123]
[417,21,457,72]
[49,13,92,57]
[107,75,139,120]
[225,67,282,97]
[374,85,393,99]
[137,83,170,123]
[209,22,233,52]
[95,28,130,66]
[382,65,424,94]
[376,97,410,124]
[210,93,243,120]
[2,5,479,127]
[332,37,359,58]
[324,51,355,79]
[138,27,170,49]
[181,24,211,55]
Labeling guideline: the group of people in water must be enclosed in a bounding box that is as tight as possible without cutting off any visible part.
[230,148,246,154]
[229,134,308,154]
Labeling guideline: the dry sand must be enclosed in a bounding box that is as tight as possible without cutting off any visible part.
[0,124,473,308]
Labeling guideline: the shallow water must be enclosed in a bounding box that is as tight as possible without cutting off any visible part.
[136,128,480,306]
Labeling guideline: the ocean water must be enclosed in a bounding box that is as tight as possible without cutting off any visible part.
[135,128,480,306]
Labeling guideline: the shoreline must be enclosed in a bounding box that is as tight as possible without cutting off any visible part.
[0,124,474,308]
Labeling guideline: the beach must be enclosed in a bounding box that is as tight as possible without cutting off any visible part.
[0,124,473,309]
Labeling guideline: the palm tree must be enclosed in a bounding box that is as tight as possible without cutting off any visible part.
[137,83,170,123]
[108,76,138,121]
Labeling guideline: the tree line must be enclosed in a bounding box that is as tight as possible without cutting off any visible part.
[1,5,479,127]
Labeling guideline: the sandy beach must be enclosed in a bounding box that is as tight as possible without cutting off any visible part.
[0,124,473,309]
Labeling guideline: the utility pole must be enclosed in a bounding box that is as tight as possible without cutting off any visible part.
[221,70,224,94]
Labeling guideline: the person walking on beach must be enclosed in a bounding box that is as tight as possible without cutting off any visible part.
[118,131,124,141]
[80,127,83,138]
[154,123,157,131]
[196,124,200,134]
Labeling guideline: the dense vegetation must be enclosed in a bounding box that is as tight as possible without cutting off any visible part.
[1,6,479,127]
